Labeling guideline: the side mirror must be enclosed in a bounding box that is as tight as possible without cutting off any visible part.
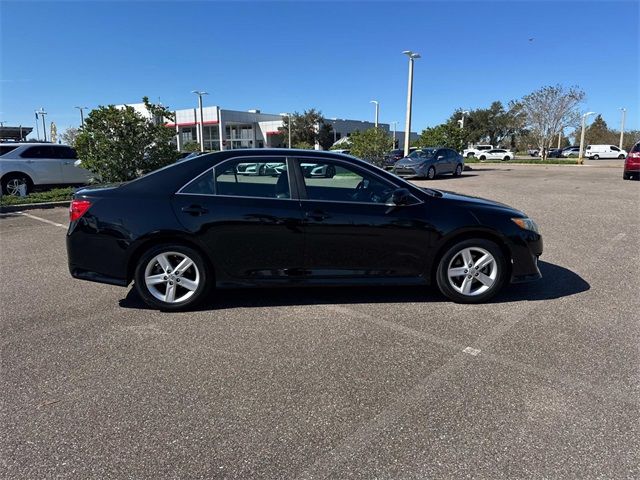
[389,188,412,206]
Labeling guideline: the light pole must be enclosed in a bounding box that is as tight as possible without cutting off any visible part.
[457,110,469,129]
[192,90,208,152]
[281,113,292,148]
[578,111,595,165]
[391,121,398,147]
[557,131,562,149]
[75,106,88,126]
[331,118,337,144]
[402,50,420,156]
[36,108,47,142]
[619,107,626,149]
[370,100,379,128]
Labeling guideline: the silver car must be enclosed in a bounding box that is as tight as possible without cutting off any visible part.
[393,148,464,179]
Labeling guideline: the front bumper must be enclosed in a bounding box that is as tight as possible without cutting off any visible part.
[509,232,543,283]
[394,165,425,177]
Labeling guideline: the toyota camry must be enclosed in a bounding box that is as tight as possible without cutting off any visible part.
[67,149,542,310]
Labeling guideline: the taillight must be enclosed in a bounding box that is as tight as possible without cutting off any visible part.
[69,199,92,222]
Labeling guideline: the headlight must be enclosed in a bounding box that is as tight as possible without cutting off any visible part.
[511,217,539,233]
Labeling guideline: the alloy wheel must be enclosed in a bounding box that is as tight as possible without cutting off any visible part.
[144,251,200,303]
[5,178,27,196]
[447,246,497,296]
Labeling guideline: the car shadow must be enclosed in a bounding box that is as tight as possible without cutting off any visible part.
[119,261,589,311]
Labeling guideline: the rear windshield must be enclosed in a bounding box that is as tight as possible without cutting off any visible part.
[631,143,640,153]
[0,146,19,156]
[408,149,436,159]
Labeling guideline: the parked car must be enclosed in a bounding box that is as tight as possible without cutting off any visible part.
[477,149,514,161]
[585,144,627,159]
[67,149,542,310]
[623,141,640,180]
[527,148,540,157]
[547,148,564,158]
[393,148,464,179]
[383,148,417,169]
[561,147,580,158]
[0,143,92,195]
[463,145,493,158]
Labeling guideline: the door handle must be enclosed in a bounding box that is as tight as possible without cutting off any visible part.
[181,205,208,216]
[306,210,330,221]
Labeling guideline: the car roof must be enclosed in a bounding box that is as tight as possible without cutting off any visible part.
[0,142,69,147]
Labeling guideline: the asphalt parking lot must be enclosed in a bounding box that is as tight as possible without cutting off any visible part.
[1,163,639,479]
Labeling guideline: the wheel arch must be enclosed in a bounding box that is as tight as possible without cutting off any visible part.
[1,170,34,185]
[126,232,216,284]
[428,228,512,285]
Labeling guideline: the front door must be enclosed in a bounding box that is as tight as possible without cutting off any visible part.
[293,157,434,279]
[172,156,305,281]
[19,145,64,185]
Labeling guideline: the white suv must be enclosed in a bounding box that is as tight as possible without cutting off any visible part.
[462,145,494,158]
[0,143,92,195]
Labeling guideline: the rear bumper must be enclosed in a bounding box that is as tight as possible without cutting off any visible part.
[69,267,128,286]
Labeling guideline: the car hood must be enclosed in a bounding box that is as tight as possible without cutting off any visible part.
[396,157,430,166]
[428,188,525,216]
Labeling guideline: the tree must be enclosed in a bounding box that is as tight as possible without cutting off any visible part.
[182,141,201,153]
[60,127,80,147]
[278,108,333,149]
[414,122,468,152]
[450,102,523,147]
[349,128,393,167]
[583,115,618,145]
[75,97,179,182]
[514,84,585,160]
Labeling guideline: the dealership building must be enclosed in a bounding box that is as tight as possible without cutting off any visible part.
[120,103,416,151]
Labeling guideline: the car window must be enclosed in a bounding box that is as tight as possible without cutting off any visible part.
[214,158,290,199]
[0,145,19,156]
[296,159,395,205]
[180,168,215,195]
[611,146,619,151]
[21,146,53,159]
[408,149,435,159]
[631,143,640,153]
[54,146,78,159]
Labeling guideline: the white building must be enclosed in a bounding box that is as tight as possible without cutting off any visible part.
[118,103,415,151]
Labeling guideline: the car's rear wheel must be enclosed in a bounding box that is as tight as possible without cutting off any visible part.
[134,244,211,311]
[453,163,463,177]
[2,173,32,196]
[503,156,510,161]
[436,239,507,303]
[618,154,625,159]
[479,155,486,160]
[466,153,474,158]
[623,172,631,180]
[426,166,436,180]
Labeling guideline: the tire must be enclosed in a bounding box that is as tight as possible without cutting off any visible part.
[436,239,507,303]
[1,173,32,196]
[426,166,436,180]
[134,244,211,311]
[479,155,486,161]
[593,154,599,160]
[618,154,625,159]
[623,172,631,180]
[466,153,475,158]
[453,163,463,177]
[503,156,510,161]
[258,164,267,176]
[325,165,336,178]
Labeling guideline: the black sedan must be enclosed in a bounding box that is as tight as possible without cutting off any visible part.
[67,149,542,310]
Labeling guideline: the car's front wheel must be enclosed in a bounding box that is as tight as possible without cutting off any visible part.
[618,154,625,159]
[453,163,463,177]
[436,239,507,303]
[592,154,599,160]
[134,244,211,311]
[503,156,511,161]
[426,166,436,180]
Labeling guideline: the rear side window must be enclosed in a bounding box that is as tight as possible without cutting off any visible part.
[632,143,640,153]
[180,169,214,195]
[21,146,58,159]
[0,146,19,156]
[214,158,289,199]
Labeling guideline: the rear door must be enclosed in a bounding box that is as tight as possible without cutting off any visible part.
[171,155,306,281]
[293,157,434,279]
[19,146,64,185]
[55,146,92,184]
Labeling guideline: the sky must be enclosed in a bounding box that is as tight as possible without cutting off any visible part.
[1,0,638,138]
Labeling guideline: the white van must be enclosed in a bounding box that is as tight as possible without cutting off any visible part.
[585,144,627,159]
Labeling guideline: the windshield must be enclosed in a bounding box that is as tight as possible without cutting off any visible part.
[407,149,435,160]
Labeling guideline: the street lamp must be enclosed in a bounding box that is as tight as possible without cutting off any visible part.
[192,90,208,152]
[75,106,88,126]
[370,100,379,128]
[619,107,626,149]
[402,50,420,156]
[35,108,47,142]
[390,121,398,147]
[578,111,595,164]
[457,110,469,129]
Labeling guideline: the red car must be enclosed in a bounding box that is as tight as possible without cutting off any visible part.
[623,141,640,180]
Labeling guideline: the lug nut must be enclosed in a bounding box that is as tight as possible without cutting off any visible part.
[167,269,171,274]
[169,281,174,285]
[464,269,468,274]
[163,276,168,280]
[467,275,472,279]
[176,278,181,283]
[175,271,179,275]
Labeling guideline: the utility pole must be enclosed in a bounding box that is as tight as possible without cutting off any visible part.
[370,100,379,128]
[557,131,562,149]
[391,121,398,147]
[192,90,208,152]
[75,106,88,126]
[578,112,595,165]
[36,108,47,142]
[402,50,420,156]
[619,108,626,149]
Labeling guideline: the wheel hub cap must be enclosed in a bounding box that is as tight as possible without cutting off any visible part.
[447,247,497,296]
[144,251,200,304]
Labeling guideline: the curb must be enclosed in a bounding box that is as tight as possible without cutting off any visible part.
[0,200,70,213]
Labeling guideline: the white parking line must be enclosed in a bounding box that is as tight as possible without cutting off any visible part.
[14,212,68,229]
